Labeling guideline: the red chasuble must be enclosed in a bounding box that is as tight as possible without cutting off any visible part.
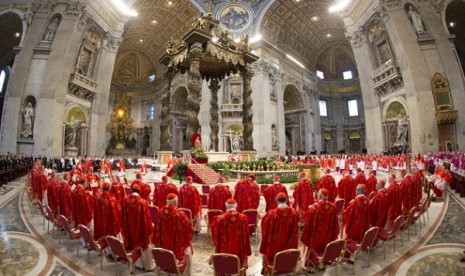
[365,174,377,197]
[72,185,94,227]
[153,182,179,210]
[179,183,202,218]
[342,195,370,242]
[46,178,61,218]
[386,181,402,224]
[293,178,314,215]
[121,194,153,250]
[368,189,388,229]
[260,206,299,261]
[152,205,193,259]
[212,210,251,266]
[233,179,260,212]
[93,191,122,240]
[301,200,339,254]
[208,184,232,212]
[337,175,356,205]
[316,175,337,203]
[58,180,73,221]
[263,184,288,212]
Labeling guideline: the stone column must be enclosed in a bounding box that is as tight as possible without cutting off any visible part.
[209,78,220,151]
[241,65,255,150]
[186,42,202,142]
[159,71,173,150]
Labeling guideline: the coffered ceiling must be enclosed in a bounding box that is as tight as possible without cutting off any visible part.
[113,0,353,82]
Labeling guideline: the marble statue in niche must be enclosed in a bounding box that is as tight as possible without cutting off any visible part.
[76,47,92,76]
[394,115,409,146]
[65,116,84,147]
[407,6,426,34]
[43,18,59,41]
[20,102,34,138]
[231,132,242,152]
[271,125,279,149]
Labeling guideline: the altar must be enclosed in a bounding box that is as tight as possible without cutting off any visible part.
[205,152,230,162]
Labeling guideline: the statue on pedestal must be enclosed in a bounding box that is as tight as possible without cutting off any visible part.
[394,115,409,147]
[43,18,59,42]
[65,116,83,148]
[20,102,34,138]
[231,132,242,153]
[407,6,426,34]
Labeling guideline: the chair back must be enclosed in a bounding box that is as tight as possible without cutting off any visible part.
[40,204,51,220]
[243,209,258,227]
[211,253,240,275]
[45,205,56,222]
[202,185,210,194]
[124,187,132,196]
[152,248,181,275]
[335,199,345,214]
[424,198,432,210]
[179,208,193,220]
[391,215,404,236]
[78,224,96,250]
[201,194,208,207]
[360,227,379,251]
[321,239,346,265]
[260,184,269,195]
[105,236,128,261]
[149,205,159,223]
[271,249,300,275]
[59,215,73,235]
[207,209,223,224]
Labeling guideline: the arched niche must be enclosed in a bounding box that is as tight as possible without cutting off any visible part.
[348,131,362,153]
[223,123,244,153]
[382,100,409,151]
[170,86,188,152]
[63,106,89,156]
[283,84,306,155]
[0,11,23,67]
[365,18,396,69]
[19,95,37,140]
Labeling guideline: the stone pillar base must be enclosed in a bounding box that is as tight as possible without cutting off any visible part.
[240,151,257,162]
[157,151,173,164]
[65,146,79,156]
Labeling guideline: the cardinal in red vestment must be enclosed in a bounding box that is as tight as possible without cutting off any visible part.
[316,169,337,203]
[365,173,377,198]
[211,198,251,268]
[260,193,299,268]
[72,179,94,228]
[386,173,402,225]
[337,172,356,205]
[121,184,155,271]
[93,182,122,240]
[46,172,61,219]
[58,173,73,221]
[178,176,202,232]
[110,179,125,205]
[233,174,260,212]
[263,176,288,212]
[342,184,370,242]
[301,189,339,270]
[131,173,151,203]
[152,193,193,261]
[153,176,178,210]
[368,179,388,229]
[399,170,415,217]
[293,176,314,216]
[208,177,232,212]
[32,165,47,202]
[411,169,423,206]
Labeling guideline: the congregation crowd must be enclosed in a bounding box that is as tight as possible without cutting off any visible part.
[24,152,458,274]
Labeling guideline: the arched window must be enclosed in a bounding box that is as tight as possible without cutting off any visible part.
[0,70,6,93]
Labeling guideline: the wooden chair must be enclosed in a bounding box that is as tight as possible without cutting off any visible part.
[152,247,189,276]
[263,249,300,276]
[45,205,61,238]
[306,239,346,276]
[39,203,52,232]
[402,207,418,240]
[105,235,142,275]
[345,227,379,274]
[59,215,81,257]
[78,224,108,270]
[149,205,159,225]
[206,209,223,237]
[243,209,259,244]
[210,253,246,276]
[202,184,210,194]
[179,208,195,230]
[378,215,404,258]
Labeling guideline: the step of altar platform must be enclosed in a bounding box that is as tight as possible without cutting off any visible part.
[187,164,219,186]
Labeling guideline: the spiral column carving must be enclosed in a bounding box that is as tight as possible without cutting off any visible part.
[186,43,203,142]
[209,78,220,151]
[159,71,173,150]
[241,65,255,150]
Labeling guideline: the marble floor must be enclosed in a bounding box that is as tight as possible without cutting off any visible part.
[0,170,464,276]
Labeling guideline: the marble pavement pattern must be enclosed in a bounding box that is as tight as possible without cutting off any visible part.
[0,170,464,275]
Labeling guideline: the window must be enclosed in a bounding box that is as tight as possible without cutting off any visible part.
[348,99,358,116]
[343,70,353,80]
[319,100,328,117]
[148,74,156,83]
[316,70,324,79]
[0,70,5,93]
[146,105,155,120]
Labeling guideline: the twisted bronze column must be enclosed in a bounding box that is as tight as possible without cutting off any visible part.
[209,78,220,151]
[241,65,255,150]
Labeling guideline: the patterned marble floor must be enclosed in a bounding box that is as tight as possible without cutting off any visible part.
[0,170,464,275]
